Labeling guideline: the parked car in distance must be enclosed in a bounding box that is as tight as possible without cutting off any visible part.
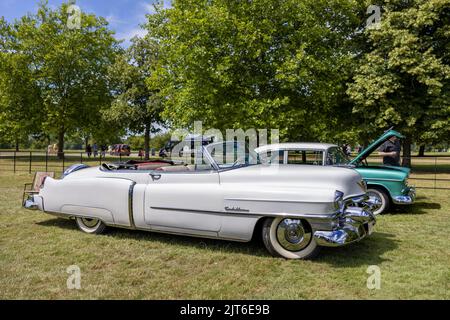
[110,144,131,156]
[23,141,378,259]
[163,134,215,158]
[255,130,415,215]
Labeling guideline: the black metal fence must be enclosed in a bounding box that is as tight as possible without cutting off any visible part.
[0,150,449,190]
[0,150,146,175]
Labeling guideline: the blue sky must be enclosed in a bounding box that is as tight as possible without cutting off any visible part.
[0,0,171,46]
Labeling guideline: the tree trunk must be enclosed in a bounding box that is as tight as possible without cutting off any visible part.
[58,130,65,160]
[418,145,425,157]
[144,123,150,160]
[15,139,19,152]
[402,136,412,168]
[84,136,89,151]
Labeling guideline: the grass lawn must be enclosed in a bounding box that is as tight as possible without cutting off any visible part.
[0,171,449,299]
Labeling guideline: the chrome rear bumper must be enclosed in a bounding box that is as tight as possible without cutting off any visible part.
[314,206,376,247]
[23,195,39,210]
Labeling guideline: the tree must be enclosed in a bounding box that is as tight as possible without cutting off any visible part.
[347,0,450,165]
[0,18,44,150]
[145,0,364,141]
[104,36,163,159]
[0,1,120,158]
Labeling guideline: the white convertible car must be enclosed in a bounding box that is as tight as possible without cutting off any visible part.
[23,141,377,259]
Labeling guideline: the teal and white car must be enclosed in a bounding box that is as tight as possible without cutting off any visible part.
[255,130,415,215]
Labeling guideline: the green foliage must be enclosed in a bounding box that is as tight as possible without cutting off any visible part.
[126,132,175,153]
[0,1,121,152]
[0,18,43,146]
[347,0,450,144]
[104,36,164,158]
[145,0,364,141]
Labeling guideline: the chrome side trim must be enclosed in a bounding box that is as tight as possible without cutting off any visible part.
[149,206,339,220]
[225,197,332,204]
[128,182,137,229]
[365,178,404,182]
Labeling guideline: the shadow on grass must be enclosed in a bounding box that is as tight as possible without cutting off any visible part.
[316,232,399,267]
[37,218,398,265]
[37,217,269,258]
[389,200,441,215]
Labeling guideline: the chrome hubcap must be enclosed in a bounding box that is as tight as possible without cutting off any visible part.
[81,218,99,228]
[276,219,311,251]
[366,191,383,213]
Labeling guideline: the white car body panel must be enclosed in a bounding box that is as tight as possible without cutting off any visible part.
[33,163,366,242]
[23,129,380,253]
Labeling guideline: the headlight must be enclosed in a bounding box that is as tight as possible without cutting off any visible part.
[334,190,344,211]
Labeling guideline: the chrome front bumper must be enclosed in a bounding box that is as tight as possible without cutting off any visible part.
[393,186,416,205]
[314,204,376,247]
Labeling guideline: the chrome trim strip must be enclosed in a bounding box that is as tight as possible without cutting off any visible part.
[224,197,332,204]
[365,178,404,182]
[128,182,137,229]
[149,206,339,220]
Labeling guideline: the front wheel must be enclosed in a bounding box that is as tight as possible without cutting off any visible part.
[367,188,390,215]
[262,217,320,259]
[75,217,107,234]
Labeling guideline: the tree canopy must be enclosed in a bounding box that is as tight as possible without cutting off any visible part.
[0,1,121,154]
[348,0,450,151]
[104,36,164,159]
[146,0,368,141]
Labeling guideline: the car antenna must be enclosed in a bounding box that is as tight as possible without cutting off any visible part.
[384,126,394,133]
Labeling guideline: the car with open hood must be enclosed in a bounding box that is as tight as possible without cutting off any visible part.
[255,130,416,215]
[23,141,378,259]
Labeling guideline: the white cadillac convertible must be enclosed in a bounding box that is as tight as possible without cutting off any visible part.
[23,141,377,259]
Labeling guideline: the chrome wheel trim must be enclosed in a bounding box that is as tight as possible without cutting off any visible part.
[276,219,312,251]
[81,218,100,228]
[366,190,384,215]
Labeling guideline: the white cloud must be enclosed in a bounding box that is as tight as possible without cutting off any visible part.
[106,14,126,25]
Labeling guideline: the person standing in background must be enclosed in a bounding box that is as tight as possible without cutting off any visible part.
[93,143,98,158]
[379,136,401,166]
[86,144,92,158]
[101,145,106,158]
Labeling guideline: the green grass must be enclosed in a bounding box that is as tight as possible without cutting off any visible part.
[0,171,449,299]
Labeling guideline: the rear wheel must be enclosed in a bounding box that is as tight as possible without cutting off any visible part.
[367,188,390,215]
[262,217,320,259]
[75,217,107,234]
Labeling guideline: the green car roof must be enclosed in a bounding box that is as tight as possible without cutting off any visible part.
[350,129,405,165]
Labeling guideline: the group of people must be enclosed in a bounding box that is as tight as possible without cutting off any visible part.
[85,143,107,158]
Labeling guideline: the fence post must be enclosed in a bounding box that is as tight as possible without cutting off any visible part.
[119,154,122,162]
[13,151,16,173]
[80,152,83,164]
[29,151,32,174]
[45,150,48,172]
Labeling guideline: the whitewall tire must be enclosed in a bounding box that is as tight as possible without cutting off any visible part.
[262,217,320,259]
[367,188,390,215]
[75,217,107,234]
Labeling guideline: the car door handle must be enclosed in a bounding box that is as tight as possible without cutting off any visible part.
[150,173,162,181]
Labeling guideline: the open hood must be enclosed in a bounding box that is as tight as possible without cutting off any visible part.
[350,130,405,165]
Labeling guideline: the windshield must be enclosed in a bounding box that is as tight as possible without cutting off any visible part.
[326,147,350,165]
[205,141,261,170]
